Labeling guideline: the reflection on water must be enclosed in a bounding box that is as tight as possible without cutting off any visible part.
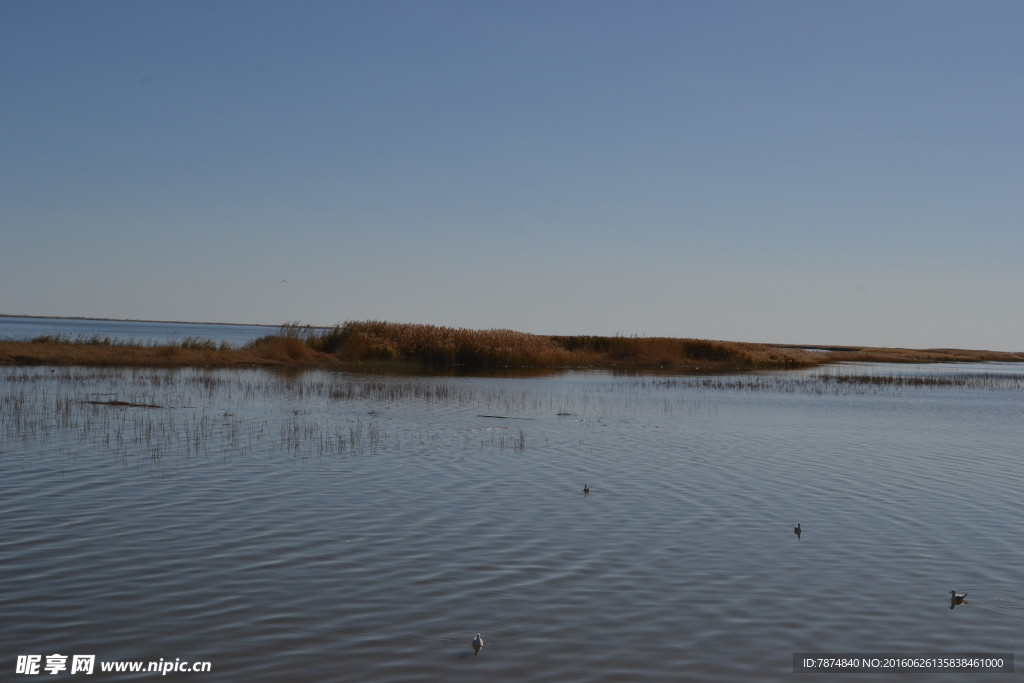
[2,364,1023,681]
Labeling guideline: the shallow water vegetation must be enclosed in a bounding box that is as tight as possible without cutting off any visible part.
[0,367,554,471]
[3,364,1019,469]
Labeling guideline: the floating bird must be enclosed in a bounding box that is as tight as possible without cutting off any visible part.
[950,590,967,602]
[583,484,590,493]
[794,523,802,538]
[472,633,483,652]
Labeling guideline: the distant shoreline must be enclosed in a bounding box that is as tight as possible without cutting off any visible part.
[0,313,287,328]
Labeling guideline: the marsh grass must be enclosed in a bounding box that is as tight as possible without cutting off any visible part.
[284,321,823,369]
[26,333,232,351]
[32,333,131,346]
[234,322,1024,368]
[3,320,1021,370]
[0,331,332,368]
[824,347,1024,363]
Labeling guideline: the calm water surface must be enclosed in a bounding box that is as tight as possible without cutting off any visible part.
[0,316,278,346]
[2,364,1022,681]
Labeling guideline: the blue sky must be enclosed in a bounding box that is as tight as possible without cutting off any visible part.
[2,1,1022,349]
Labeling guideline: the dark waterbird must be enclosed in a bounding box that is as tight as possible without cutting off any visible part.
[950,590,968,609]
[583,484,590,494]
[794,523,801,539]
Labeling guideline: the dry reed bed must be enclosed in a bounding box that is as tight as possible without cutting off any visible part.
[2,321,1021,370]
[301,321,824,368]
[823,347,1024,363]
[0,323,821,370]
[0,336,332,368]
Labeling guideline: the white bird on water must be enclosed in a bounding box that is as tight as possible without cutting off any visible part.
[472,634,484,648]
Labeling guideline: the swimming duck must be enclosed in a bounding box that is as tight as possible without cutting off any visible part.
[794,523,801,535]
[950,590,967,602]
[583,484,590,493]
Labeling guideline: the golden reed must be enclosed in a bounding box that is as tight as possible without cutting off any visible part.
[1,321,1020,369]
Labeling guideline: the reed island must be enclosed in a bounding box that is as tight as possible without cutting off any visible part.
[1,321,1020,371]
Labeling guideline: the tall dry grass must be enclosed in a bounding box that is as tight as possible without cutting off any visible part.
[822,347,1024,364]
[291,321,820,368]
[3,320,1020,370]
[0,330,331,368]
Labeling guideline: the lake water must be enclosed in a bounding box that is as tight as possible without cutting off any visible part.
[0,316,279,347]
[2,363,1022,681]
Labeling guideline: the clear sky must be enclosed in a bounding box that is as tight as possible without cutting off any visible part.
[2,1,1022,350]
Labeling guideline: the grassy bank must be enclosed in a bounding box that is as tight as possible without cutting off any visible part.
[0,331,336,369]
[1,321,1021,370]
